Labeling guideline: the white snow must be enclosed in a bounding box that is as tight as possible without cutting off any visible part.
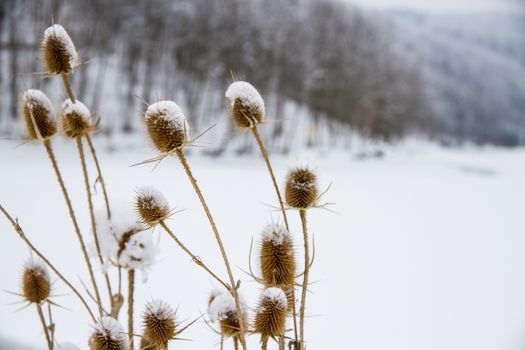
[260,223,289,245]
[95,198,157,276]
[23,89,55,116]
[259,287,287,310]
[24,259,50,280]
[136,186,170,213]
[43,24,78,68]
[225,81,265,117]
[207,290,247,322]
[145,299,176,321]
[1,140,525,350]
[93,316,128,349]
[60,99,91,119]
[57,342,80,350]
[145,100,190,137]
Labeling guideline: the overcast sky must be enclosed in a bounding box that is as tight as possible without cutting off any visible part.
[346,0,524,13]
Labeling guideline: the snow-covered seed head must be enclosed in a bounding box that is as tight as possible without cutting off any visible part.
[208,290,248,338]
[135,187,170,227]
[285,167,318,209]
[60,99,93,138]
[22,260,51,304]
[89,316,129,350]
[142,299,177,348]
[260,224,296,289]
[22,89,57,140]
[42,24,78,74]
[145,100,190,154]
[225,81,265,129]
[253,288,287,338]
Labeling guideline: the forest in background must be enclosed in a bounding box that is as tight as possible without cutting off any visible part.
[1,0,523,151]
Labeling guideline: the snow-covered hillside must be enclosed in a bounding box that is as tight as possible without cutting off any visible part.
[1,139,524,350]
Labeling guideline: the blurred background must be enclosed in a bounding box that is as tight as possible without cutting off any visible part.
[1,0,524,151]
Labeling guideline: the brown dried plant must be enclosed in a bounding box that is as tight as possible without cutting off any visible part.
[253,288,288,350]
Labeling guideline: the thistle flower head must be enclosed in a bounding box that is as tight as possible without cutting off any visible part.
[208,290,247,338]
[142,299,177,348]
[145,100,190,154]
[285,167,318,209]
[260,223,296,288]
[89,316,129,350]
[42,24,78,74]
[225,81,265,129]
[253,287,287,338]
[135,187,170,227]
[60,98,93,138]
[22,259,51,304]
[22,89,57,140]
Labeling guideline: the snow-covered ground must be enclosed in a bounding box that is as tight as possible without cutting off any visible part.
[1,138,525,350]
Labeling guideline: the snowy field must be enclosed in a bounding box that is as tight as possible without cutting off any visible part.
[1,138,525,350]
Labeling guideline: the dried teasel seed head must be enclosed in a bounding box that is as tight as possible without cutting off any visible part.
[208,290,248,338]
[141,299,176,348]
[285,167,318,209]
[22,89,57,140]
[42,24,78,74]
[253,287,287,338]
[260,223,296,288]
[60,99,93,138]
[89,316,129,350]
[144,100,190,154]
[225,81,265,129]
[135,187,170,227]
[22,260,51,304]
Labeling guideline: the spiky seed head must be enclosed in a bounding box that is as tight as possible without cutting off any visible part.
[260,224,296,288]
[135,187,170,227]
[253,288,287,338]
[144,100,190,154]
[225,81,265,129]
[142,299,176,348]
[22,89,57,140]
[22,260,51,304]
[208,290,248,338]
[42,24,78,74]
[60,99,93,138]
[285,167,318,209]
[89,316,129,350]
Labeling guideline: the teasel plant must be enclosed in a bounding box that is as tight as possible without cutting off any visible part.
[135,100,249,349]
[207,289,248,350]
[42,23,117,314]
[89,316,129,350]
[20,88,103,317]
[253,288,288,350]
[225,81,300,347]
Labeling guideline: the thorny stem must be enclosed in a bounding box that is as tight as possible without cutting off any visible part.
[76,136,113,302]
[37,303,53,350]
[43,140,103,317]
[0,205,96,321]
[61,73,76,103]
[175,149,248,350]
[85,134,112,220]
[298,209,310,350]
[160,221,230,291]
[128,269,135,350]
[251,126,299,346]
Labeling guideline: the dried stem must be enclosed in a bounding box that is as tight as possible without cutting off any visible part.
[175,149,248,350]
[37,303,53,350]
[110,293,124,320]
[234,337,239,350]
[0,205,96,321]
[279,336,285,350]
[261,337,268,350]
[85,134,112,219]
[159,221,230,290]
[251,126,299,346]
[61,73,76,102]
[47,303,55,345]
[298,209,309,350]
[76,136,113,302]
[128,269,135,350]
[43,139,103,317]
